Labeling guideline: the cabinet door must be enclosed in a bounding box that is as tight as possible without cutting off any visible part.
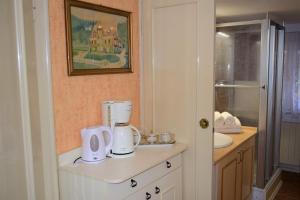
[215,151,241,200]
[241,140,255,200]
[215,137,256,200]
[156,168,182,200]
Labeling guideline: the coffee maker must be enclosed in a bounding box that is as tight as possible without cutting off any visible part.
[102,101,141,157]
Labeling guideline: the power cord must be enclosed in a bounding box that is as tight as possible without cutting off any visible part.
[73,156,82,164]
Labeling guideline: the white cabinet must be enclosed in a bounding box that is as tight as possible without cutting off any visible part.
[126,167,182,200]
[59,152,183,200]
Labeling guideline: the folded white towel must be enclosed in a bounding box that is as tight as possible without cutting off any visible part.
[215,113,242,133]
[234,117,241,128]
[221,112,235,128]
[214,111,221,119]
[214,111,225,129]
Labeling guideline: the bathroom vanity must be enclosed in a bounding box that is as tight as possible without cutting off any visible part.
[59,143,186,200]
[213,126,257,200]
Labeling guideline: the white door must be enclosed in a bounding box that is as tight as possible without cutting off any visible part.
[141,0,215,199]
[0,0,34,199]
[0,0,59,200]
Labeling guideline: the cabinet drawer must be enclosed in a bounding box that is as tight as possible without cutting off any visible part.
[106,154,182,199]
[126,167,182,200]
[238,137,255,151]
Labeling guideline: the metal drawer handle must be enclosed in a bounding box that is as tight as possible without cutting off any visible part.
[155,186,160,194]
[131,179,137,188]
[166,161,172,168]
[146,192,152,199]
[237,151,242,163]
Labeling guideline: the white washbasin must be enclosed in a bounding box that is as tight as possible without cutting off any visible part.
[214,132,233,149]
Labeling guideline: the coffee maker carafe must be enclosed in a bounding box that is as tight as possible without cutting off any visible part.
[102,101,141,157]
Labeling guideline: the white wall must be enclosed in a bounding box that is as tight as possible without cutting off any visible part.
[285,23,300,32]
[280,24,300,172]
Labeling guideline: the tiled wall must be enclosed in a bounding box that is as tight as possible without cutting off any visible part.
[49,0,140,154]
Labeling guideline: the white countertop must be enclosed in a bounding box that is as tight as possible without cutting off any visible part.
[60,143,187,184]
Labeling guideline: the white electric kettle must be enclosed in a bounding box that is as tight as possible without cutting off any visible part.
[112,124,141,156]
[81,125,113,164]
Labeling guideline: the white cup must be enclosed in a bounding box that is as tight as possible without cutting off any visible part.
[159,132,171,143]
[147,133,157,144]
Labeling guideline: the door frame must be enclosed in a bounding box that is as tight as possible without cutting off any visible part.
[195,0,215,199]
[14,0,36,198]
[31,0,60,199]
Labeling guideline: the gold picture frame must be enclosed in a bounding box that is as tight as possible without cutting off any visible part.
[65,0,132,75]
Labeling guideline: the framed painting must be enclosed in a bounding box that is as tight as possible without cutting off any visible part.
[64,0,132,75]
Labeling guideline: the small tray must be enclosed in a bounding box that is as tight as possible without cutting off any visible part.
[138,143,175,148]
[136,133,176,146]
[139,138,176,145]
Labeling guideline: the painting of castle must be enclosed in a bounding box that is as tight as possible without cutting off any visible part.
[69,5,130,71]
[89,22,124,54]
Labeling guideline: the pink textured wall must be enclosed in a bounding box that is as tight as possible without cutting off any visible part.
[49,0,140,154]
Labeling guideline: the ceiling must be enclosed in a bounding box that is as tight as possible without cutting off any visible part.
[216,0,300,24]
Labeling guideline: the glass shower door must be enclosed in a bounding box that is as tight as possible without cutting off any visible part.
[265,24,285,183]
[215,24,261,126]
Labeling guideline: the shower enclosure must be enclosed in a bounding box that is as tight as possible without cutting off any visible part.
[215,19,285,188]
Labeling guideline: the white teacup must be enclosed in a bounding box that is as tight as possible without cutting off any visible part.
[147,133,157,144]
[159,132,171,143]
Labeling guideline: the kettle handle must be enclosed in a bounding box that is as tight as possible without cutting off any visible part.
[130,125,141,149]
[99,126,113,155]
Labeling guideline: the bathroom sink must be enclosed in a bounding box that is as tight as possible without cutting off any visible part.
[214,132,233,149]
